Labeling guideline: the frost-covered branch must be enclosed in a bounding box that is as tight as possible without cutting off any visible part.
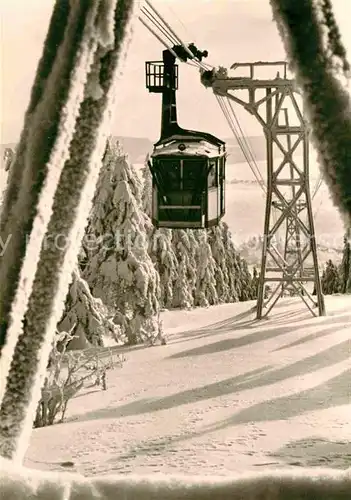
[269,0,351,228]
[0,0,137,463]
[34,329,125,428]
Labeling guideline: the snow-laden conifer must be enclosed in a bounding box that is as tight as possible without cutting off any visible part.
[141,154,152,217]
[83,138,161,344]
[208,224,231,303]
[221,222,241,301]
[151,229,178,309]
[58,268,122,349]
[238,257,254,301]
[172,230,197,309]
[193,230,218,307]
[339,235,351,294]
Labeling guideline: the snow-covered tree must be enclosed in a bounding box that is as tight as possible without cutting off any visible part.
[339,235,351,294]
[208,224,232,303]
[83,138,161,345]
[193,230,218,307]
[150,228,178,308]
[83,139,143,252]
[207,223,255,303]
[321,259,340,295]
[238,257,254,301]
[251,266,259,300]
[186,229,201,295]
[57,268,122,350]
[171,230,197,309]
[220,222,242,301]
[141,154,153,217]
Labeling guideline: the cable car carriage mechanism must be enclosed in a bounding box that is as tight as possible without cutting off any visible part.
[145,44,227,229]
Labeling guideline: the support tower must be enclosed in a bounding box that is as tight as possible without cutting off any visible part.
[202,61,325,318]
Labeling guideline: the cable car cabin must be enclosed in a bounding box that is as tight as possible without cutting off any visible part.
[145,44,226,229]
[149,137,226,229]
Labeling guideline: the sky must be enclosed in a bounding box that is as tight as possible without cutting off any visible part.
[0,0,350,143]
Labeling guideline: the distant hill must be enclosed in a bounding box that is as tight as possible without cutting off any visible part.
[115,136,154,164]
[110,135,269,165]
[224,135,267,163]
[1,135,268,169]
[0,136,154,168]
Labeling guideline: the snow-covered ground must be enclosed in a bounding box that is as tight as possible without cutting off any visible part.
[24,295,351,476]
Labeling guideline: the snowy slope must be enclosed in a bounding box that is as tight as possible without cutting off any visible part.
[24,295,351,476]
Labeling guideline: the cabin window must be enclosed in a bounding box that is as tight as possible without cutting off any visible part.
[208,160,218,188]
[158,159,181,189]
[182,159,205,190]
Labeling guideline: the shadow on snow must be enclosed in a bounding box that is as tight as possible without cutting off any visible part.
[169,322,345,358]
[109,366,351,463]
[71,338,350,423]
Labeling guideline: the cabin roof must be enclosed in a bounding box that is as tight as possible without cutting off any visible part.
[155,129,225,148]
[152,139,224,159]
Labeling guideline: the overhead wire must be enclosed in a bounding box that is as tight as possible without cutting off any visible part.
[313,195,324,218]
[165,2,192,40]
[216,96,266,194]
[216,93,282,251]
[141,6,179,48]
[160,1,215,71]
[311,167,324,218]
[139,9,199,68]
[311,170,324,219]
[144,0,183,45]
[312,172,323,199]
[226,99,266,187]
[138,16,179,59]
[141,1,210,70]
